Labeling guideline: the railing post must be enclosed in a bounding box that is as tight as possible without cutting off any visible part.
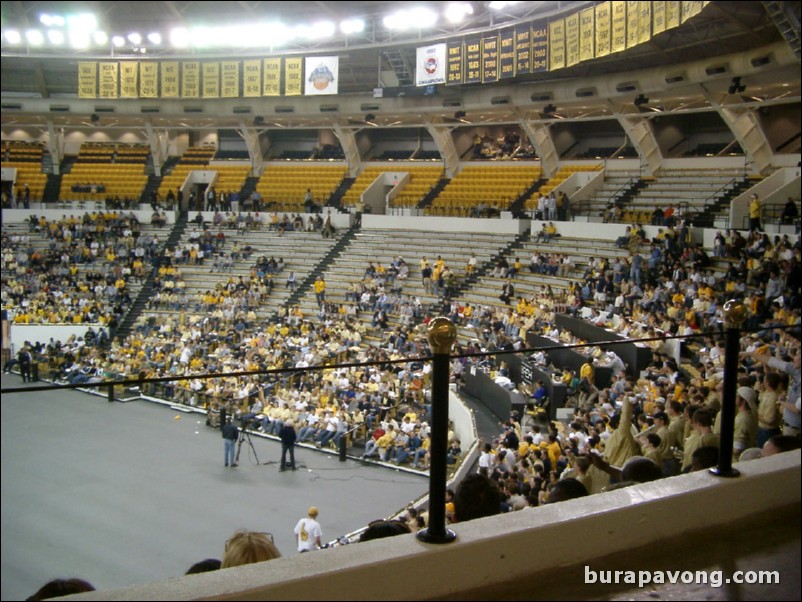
[107,383,115,403]
[417,317,457,545]
[710,299,746,478]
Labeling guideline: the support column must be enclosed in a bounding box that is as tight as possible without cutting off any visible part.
[145,122,168,177]
[237,121,265,177]
[718,107,773,174]
[616,115,663,176]
[519,119,559,178]
[45,120,63,175]
[424,121,459,178]
[417,317,457,545]
[332,124,361,177]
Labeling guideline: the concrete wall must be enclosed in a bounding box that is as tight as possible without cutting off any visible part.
[7,324,98,355]
[68,450,801,601]
[362,214,529,235]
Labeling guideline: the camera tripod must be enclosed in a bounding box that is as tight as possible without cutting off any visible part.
[235,427,260,465]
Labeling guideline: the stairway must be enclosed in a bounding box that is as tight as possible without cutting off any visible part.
[114,214,189,342]
[417,178,450,209]
[455,231,529,295]
[327,177,356,210]
[283,226,359,308]
[140,174,163,205]
[763,1,801,59]
[42,173,62,204]
[239,176,260,205]
[691,177,753,228]
[508,177,548,217]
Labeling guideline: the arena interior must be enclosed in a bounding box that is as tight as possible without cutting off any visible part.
[1,1,801,600]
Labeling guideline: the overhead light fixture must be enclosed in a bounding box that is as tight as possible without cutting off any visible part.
[445,3,474,24]
[634,94,649,106]
[4,30,22,45]
[112,35,125,47]
[26,30,45,46]
[47,29,65,44]
[543,104,557,114]
[90,113,100,124]
[365,113,377,122]
[127,32,142,45]
[147,32,162,45]
[340,18,365,35]
[454,110,467,119]
[728,76,746,95]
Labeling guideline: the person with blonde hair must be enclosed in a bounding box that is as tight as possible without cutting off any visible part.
[221,530,281,568]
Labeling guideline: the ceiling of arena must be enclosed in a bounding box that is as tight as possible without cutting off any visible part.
[1,1,800,131]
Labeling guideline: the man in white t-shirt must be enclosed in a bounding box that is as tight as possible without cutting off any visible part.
[294,506,322,552]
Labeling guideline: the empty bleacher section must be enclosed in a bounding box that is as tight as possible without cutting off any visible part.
[157,146,216,199]
[56,143,150,206]
[427,165,542,216]
[4,140,45,163]
[254,165,347,210]
[524,165,601,214]
[340,165,444,209]
[208,165,251,197]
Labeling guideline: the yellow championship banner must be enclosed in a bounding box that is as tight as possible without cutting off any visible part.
[78,62,97,98]
[464,38,481,84]
[284,57,302,96]
[549,19,566,71]
[579,7,595,63]
[221,61,239,98]
[161,62,179,97]
[140,62,158,98]
[666,0,681,29]
[595,2,611,58]
[627,2,640,49]
[681,1,705,23]
[639,1,652,44]
[203,62,220,98]
[612,1,627,53]
[565,12,580,67]
[653,1,667,36]
[243,60,261,97]
[120,62,138,98]
[182,61,199,98]
[99,62,118,98]
[263,58,281,96]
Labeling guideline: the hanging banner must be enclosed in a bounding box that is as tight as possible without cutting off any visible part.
[304,56,338,95]
[595,2,612,58]
[531,20,548,72]
[242,60,261,97]
[446,41,463,85]
[78,62,97,98]
[99,62,118,98]
[221,61,239,98]
[565,13,580,67]
[627,2,640,49]
[612,1,627,53]
[653,1,667,35]
[161,62,179,97]
[482,35,499,83]
[515,25,532,75]
[203,62,220,98]
[499,29,515,79]
[681,1,705,23]
[639,1,652,44]
[666,0,681,29]
[284,57,302,96]
[549,19,566,71]
[120,62,138,98]
[416,43,447,86]
[464,38,481,84]
[262,58,280,96]
[182,62,199,98]
[140,62,158,98]
[579,7,595,63]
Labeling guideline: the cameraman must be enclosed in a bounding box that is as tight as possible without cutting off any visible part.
[222,416,239,468]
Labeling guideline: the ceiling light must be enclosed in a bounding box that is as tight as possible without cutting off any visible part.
[4,30,22,45]
[112,35,125,48]
[340,18,365,35]
[445,3,474,24]
[147,32,162,45]
[26,30,45,46]
[39,14,66,27]
[384,8,438,30]
[47,29,65,44]
[127,32,142,45]
[489,1,521,10]
[93,31,108,45]
[170,27,190,48]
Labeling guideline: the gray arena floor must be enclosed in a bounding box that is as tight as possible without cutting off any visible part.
[0,373,428,601]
